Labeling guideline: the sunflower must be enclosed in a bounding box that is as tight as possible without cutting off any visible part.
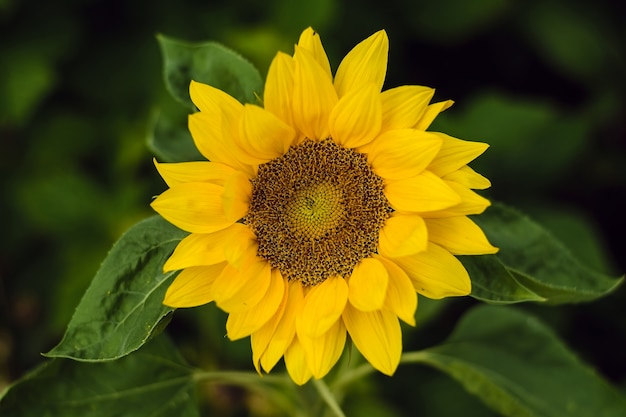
[151,27,497,385]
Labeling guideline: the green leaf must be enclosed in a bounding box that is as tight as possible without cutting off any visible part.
[0,336,199,417]
[46,216,187,361]
[468,203,623,304]
[411,305,626,417]
[521,204,617,276]
[157,34,263,108]
[461,255,545,304]
[147,109,204,163]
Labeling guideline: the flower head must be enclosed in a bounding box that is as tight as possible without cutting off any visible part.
[151,28,497,384]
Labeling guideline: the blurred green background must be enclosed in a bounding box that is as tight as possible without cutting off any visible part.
[1,0,625,415]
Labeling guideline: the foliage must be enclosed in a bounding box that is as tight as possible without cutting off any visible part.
[0,337,199,417]
[1,0,625,416]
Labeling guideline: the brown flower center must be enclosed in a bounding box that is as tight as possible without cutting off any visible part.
[245,139,392,286]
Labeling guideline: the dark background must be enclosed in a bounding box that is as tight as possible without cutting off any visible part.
[1,0,624,415]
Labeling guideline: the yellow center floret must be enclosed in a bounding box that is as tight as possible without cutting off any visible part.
[286,182,343,240]
[246,139,393,286]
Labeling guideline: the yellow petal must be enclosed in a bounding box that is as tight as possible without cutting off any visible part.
[284,337,312,385]
[428,133,489,177]
[213,254,272,313]
[188,112,249,171]
[420,181,491,218]
[443,165,491,190]
[163,263,226,307]
[297,276,348,338]
[187,110,222,162]
[334,30,389,97]
[236,104,295,165]
[222,171,251,222]
[223,226,257,267]
[384,171,461,213]
[414,100,453,131]
[151,182,233,233]
[292,45,338,140]
[392,243,471,298]
[226,268,285,340]
[163,223,254,272]
[378,214,428,258]
[190,80,243,116]
[376,255,417,326]
[425,216,498,255]
[264,52,295,129]
[188,82,253,173]
[299,320,346,379]
[380,85,435,130]
[260,281,303,373]
[297,27,332,79]
[368,129,442,180]
[251,275,289,373]
[154,159,236,187]
[347,258,389,311]
[342,303,401,376]
[329,84,382,149]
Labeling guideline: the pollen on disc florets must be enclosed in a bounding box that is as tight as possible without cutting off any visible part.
[245,139,393,286]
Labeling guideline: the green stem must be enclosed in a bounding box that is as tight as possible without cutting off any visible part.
[192,369,288,385]
[400,350,431,365]
[312,379,347,417]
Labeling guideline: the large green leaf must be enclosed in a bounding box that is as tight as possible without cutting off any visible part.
[466,203,622,304]
[411,305,626,417]
[0,336,198,417]
[157,34,263,108]
[461,255,545,304]
[147,108,204,163]
[46,216,187,361]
